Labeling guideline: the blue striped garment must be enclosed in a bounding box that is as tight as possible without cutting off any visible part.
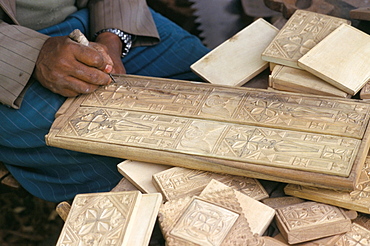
[0,8,209,202]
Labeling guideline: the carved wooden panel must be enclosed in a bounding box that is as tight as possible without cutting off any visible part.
[262,10,350,68]
[46,74,370,190]
[298,24,370,95]
[56,191,162,246]
[191,18,278,87]
[158,195,258,246]
[284,156,370,214]
[153,166,268,201]
[360,82,370,99]
[276,201,351,244]
[269,65,349,98]
[200,179,275,236]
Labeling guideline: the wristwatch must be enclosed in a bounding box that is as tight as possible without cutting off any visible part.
[95,28,134,57]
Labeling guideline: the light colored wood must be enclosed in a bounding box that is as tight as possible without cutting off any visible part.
[110,177,139,192]
[330,223,370,245]
[45,74,370,191]
[261,196,305,209]
[360,81,370,99]
[56,201,71,222]
[262,10,349,69]
[158,195,258,245]
[117,160,171,194]
[284,156,370,214]
[200,179,275,236]
[298,24,370,95]
[56,191,162,246]
[269,65,350,98]
[152,166,268,201]
[191,18,279,87]
[275,201,351,244]
[274,233,341,246]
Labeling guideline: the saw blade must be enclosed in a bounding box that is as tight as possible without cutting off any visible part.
[190,0,246,49]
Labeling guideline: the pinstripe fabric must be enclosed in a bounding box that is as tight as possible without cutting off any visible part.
[0,8,209,202]
[0,0,159,109]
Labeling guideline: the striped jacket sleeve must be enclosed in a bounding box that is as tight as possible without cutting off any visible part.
[0,21,49,108]
[87,0,160,46]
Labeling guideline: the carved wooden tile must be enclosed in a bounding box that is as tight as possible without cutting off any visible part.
[191,18,278,87]
[262,10,350,68]
[269,65,349,98]
[46,74,370,191]
[158,195,258,246]
[298,24,370,95]
[284,156,370,214]
[200,179,275,236]
[331,223,370,245]
[117,160,171,194]
[152,166,268,201]
[276,201,352,244]
[56,191,162,246]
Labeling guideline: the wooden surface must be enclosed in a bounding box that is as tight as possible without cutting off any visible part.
[117,160,171,194]
[269,65,350,98]
[191,18,279,87]
[200,179,275,236]
[284,156,370,214]
[45,74,370,191]
[56,191,162,246]
[275,201,351,244]
[153,166,268,201]
[298,24,370,95]
[360,82,370,99]
[262,10,350,69]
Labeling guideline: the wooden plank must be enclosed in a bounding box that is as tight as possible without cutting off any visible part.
[269,65,350,98]
[275,201,351,244]
[350,7,370,21]
[153,167,268,201]
[56,191,162,246]
[191,18,279,87]
[284,156,370,214]
[298,24,370,95]
[45,74,370,190]
[360,81,370,99]
[117,160,171,194]
[262,10,350,69]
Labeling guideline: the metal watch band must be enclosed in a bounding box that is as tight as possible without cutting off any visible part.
[95,28,133,57]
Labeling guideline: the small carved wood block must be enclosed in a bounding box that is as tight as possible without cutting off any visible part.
[298,24,370,95]
[284,156,370,214]
[158,194,257,245]
[45,74,370,191]
[330,223,370,245]
[117,160,171,194]
[262,10,350,69]
[56,191,162,246]
[269,65,349,98]
[200,179,275,236]
[275,201,352,244]
[191,18,279,87]
[152,166,268,201]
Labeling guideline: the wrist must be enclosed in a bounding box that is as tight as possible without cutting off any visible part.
[95,28,134,57]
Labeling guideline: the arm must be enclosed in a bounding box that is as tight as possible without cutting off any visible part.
[0,21,49,108]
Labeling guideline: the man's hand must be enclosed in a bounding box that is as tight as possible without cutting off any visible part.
[95,32,126,74]
[33,35,115,97]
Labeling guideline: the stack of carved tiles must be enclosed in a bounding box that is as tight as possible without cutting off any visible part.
[263,9,370,98]
[46,74,370,192]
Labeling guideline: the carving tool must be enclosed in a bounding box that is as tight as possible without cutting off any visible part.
[68,29,117,83]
